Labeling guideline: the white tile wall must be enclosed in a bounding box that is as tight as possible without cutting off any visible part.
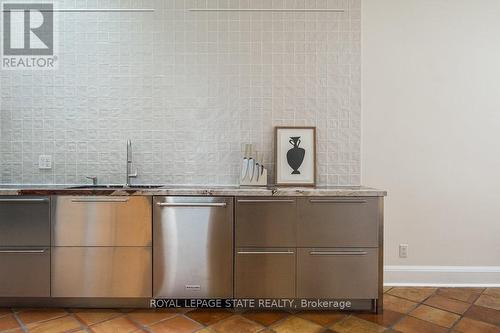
[0,0,361,185]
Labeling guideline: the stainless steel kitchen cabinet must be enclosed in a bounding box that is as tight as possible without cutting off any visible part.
[52,196,152,246]
[297,197,381,247]
[234,196,383,311]
[235,248,296,298]
[236,198,296,247]
[0,197,50,247]
[51,247,151,297]
[153,197,233,298]
[297,248,378,299]
[0,248,50,297]
[0,197,51,297]
[51,196,153,298]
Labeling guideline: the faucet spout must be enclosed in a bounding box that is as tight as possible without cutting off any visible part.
[126,139,138,187]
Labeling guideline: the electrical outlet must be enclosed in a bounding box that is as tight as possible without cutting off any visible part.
[38,155,52,169]
[399,244,408,258]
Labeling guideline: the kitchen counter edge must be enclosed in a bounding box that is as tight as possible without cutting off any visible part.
[0,186,386,197]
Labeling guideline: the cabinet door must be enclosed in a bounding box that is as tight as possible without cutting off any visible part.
[297,248,378,299]
[236,198,296,247]
[297,197,380,247]
[52,196,152,246]
[235,248,295,298]
[51,247,152,297]
[0,248,50,297]
[0,197,50,247]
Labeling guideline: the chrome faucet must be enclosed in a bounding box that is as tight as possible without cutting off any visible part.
[86,176,98,186]
[126,139,138,187]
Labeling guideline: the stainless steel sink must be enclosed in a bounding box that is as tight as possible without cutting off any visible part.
[68,185,164,190]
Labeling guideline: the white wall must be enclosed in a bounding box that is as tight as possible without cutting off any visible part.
[362,0,500,285]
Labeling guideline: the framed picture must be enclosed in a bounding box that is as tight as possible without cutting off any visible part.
[275,126,316,187]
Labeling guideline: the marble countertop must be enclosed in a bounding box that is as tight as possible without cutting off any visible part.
[0,185,386,197]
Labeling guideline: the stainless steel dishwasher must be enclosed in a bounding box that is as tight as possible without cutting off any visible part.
[153,196,233,298]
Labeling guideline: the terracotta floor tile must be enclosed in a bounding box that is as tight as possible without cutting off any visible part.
[27,315,82,333]
[210,315,263,333]
[270,316,322,333]
[393,316,448,333]
[0,309,12,318]
[355,309,403,327]
[409,304,460,328]
[127,310,177,326]
[149,316,202,333]
[383,294,418,314]
[185,309,232,326]
[484,288,500,298]
[17,309,68,325]
[475,294,500,311]
[241,311,289,326]
[330,316,385,333]
[437,288,483,303]
[195,328,217,333]
[295,311,346,326]
[464,304,500,327]
[387,287,436,302]
[90,316,139,333]
[424,295,470,314]
[454,317,500,333]
[72,309,122,326]
[0,314,20,331]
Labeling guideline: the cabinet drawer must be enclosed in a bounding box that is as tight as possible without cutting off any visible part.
[51,247,152,298]
[297,248,378,299]
[235,248,296,298]
[298,197,380,247]
[0,248,50,297]
[52,196,152,246]
[0,197,50,246]
[236,198,296,247]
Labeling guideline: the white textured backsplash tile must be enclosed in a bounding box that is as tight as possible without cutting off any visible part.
[0,0,361,186]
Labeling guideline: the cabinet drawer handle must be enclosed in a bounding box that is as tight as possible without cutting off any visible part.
[0,198,49,203]
[238,251,294,255]
[237,199,294,204]
[309,251,368,256]
[309,199,367,204]
[0,249,47,254]
[71,198,129,203]
[157,202,227,208]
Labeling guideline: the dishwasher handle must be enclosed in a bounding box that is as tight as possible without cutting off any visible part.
[156,202,227,208]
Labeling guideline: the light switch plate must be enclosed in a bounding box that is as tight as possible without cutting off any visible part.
[38,155,52,169]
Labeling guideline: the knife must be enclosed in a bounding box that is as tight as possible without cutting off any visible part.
[248,145,255,182]
[255,151,261,182]
[241,144,250,181]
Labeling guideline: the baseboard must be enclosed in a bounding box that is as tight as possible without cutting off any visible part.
[384,265,500,287]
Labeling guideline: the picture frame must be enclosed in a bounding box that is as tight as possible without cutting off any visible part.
[275,126,316,187]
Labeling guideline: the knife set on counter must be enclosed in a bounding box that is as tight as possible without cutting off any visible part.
[240,144,268,186]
